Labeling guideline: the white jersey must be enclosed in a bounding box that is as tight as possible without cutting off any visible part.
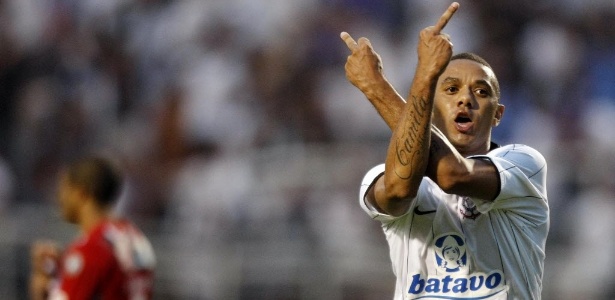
[359,144,549,300]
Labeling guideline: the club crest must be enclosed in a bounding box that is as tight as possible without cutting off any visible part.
[459,197,481,220]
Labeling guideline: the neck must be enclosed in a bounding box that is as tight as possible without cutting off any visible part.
[78,201,111,233]
[457,138,493,157]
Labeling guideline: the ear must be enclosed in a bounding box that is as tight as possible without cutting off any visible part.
[492,104,505,127]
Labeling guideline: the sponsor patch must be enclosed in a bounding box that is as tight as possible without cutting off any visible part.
[407,233,508,298]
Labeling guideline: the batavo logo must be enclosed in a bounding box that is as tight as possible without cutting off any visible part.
[406,233,508,298]
[407,271,507,299]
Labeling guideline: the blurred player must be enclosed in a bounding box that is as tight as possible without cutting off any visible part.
[341,2,548,299]
[30,156,156,300]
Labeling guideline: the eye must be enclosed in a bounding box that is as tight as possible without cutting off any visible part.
[445,86,458,94]
[474,88,490,97]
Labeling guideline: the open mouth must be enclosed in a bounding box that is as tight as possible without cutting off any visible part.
[454,113,473,133]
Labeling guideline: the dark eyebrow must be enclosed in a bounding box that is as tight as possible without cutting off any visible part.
[441,77,495,93]
[442,77,460,85]
[474,79,495,91]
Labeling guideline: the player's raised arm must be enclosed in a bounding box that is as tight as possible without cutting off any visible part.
[339,2,458,133]
[340,32,406,130]
[374,2,459,216]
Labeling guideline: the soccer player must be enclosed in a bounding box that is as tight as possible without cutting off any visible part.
[341,3,549,299]
[29,156,156,300]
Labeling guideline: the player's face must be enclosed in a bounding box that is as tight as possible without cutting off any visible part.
[432,59,504,156]
[57,174,81,224]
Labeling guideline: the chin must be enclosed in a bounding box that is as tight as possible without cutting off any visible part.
[450,136,480,155]
[449,133,473,147]
[61,212,78,224]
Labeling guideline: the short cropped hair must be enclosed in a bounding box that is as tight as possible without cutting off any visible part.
[65,156,123,207]
[451,52,500,99]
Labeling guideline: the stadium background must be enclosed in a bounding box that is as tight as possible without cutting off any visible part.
[0,0,614,299]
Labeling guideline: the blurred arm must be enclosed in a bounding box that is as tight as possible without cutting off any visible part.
[30,241,60,300]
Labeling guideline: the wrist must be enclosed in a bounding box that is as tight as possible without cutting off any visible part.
[362,76,393,99]
[411,71,439,90]
[415,59,447,83]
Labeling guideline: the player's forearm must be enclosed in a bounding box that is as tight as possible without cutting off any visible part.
[426,126,467,188]
[361,76,406,130]
[381,73,437,210]
[426,127,498,200]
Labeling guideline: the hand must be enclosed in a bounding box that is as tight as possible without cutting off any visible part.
[31,240,60,276]
[416,2,459,78]
[340,32,386,93]
[30,241,60,300]
[30,272,52,300]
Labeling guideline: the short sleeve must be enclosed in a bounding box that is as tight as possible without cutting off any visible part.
[470,144,548,225]
[55,242,114,299]
[358,164,413,223]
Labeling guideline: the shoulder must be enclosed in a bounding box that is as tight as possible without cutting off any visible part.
[61,231,115,279]
[71,224,114,256]
[487,144,548,200]
[489,144,545,165]
[102,219,157,271]
[102,219,151,243]
[488,144,546,176]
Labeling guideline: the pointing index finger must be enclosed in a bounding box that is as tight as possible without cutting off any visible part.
[434,2,459,34]
[340,32,358,52]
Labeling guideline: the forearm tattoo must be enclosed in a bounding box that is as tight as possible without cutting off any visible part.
[394,95,430,179]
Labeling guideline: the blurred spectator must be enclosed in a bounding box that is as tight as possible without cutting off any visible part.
[29,156,155,300]
[0,155,15,213]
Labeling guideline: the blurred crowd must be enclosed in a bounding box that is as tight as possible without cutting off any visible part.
[0,0,614,299]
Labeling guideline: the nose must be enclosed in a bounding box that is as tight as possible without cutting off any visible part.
[457,88,475,108]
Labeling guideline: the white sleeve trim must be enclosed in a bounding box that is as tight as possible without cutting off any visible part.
[358,164,414,222]
[359,164,385,219]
